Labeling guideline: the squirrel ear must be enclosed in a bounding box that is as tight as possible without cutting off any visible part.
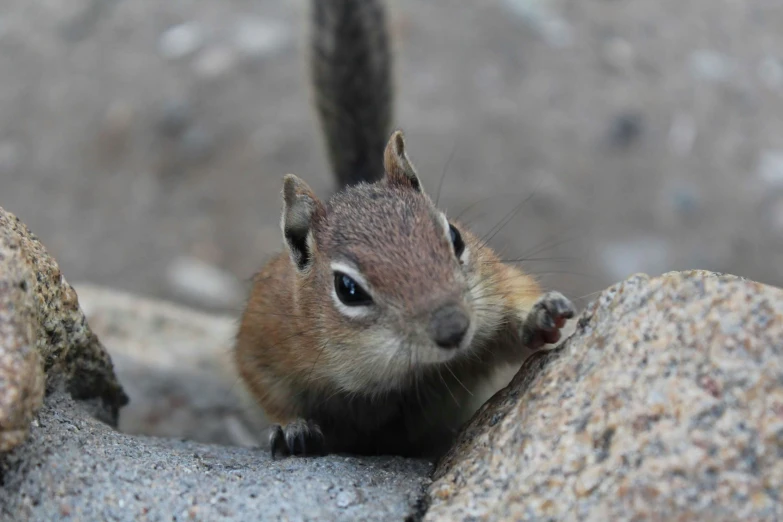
[281,174,324,272]
[383,130,422,192]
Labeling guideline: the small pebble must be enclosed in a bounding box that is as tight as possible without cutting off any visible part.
[669,185,702,219]
[179,126,215,164]
[657,182,703,228]
[602,37,634,71]
[765,199,783,237]
[500,0,573,48]
[758,56,783,90]
[158,23,204,60]
[689,50,733,82]
[757,151,783,188]
[335,489,358,508]
[104,101,134,132]
[156,99,193,138]
[607,112,644,149]
[233,18,290,58]
[668,114,696,156]
[600,238,672,281]
[0,141,20,174]
[166,257,244,309]
[193,46,238,79]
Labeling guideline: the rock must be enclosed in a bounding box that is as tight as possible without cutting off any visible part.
[757,150,783,188]
[599,238,672,282]
[758,56,783,90]
[0,208,126,452]
[601,37,634,73]
[233,17,290,59]
[0,141,20,175]
[179,125,216,164]
[165,256,244,310]
[155,99,193,138]
[158,22,205,60]
[0,217,430,520]
[500,0,573,48]
[606,111,644,150]
[0,391,432,521]
[658,182,703,226]
[668,113,697,156]
[193,46,238,79]
[0,241,43,452]
[427,270,783,521]
[72,283,265,447]
[689,50,734,82]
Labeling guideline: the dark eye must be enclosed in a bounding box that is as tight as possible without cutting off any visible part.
[334,272,373,306]
[449,223,465,258]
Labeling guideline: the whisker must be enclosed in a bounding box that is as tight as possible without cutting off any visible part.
[444,364,473,397]
[435,141,458,207]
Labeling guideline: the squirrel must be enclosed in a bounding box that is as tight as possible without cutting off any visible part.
[233,0,576,459]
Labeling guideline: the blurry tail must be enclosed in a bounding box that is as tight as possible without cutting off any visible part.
[310,0,393,188]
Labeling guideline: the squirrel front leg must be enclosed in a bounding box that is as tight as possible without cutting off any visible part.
[269,419,326,458]
[234,344,327,458]
[496,264,576,351]
[256,385,328,458]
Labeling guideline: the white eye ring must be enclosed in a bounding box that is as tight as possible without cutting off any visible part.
[330,261,373,319]
[440,212,469,264]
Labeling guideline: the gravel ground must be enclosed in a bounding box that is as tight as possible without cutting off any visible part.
[1,0,783,314]
[0,392,432,521]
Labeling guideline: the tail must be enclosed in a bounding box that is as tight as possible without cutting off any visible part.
[310,0,393,189]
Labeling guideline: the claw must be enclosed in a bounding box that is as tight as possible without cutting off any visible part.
[268,419,326,458]
[521,291,576,350]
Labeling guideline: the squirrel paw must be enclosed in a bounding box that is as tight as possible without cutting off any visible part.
[520,291,575,350]
[269,419,326,458]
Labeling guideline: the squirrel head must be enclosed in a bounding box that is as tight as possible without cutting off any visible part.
[280,131,504,393]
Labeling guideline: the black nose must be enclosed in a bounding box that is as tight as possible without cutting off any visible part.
[428,304,470,349]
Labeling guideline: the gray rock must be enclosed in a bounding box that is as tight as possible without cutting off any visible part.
[758,56,783,89]
[690,50,734,82]
[0,392,432,522]
[165,256,244,310]
[156,99,193,138]
[72,283,265,447]
[668,113,696,156]
[0,213,430,521]
[193,46,238,79]
[757,150,783,188]
[233,18,290,58]
[158,23,204,60]
[500,0,573,48]
[0,207,126,452]
[427,270,783,521]
[600,237,672,281]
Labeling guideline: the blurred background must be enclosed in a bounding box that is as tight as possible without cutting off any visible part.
[2,0,783,315]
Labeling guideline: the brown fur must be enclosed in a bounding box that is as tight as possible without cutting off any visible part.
[234,132,552,458]
[234,0,571,458]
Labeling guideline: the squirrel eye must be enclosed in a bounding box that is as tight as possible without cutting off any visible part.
[449,223,465,258]
[334,272,373,306]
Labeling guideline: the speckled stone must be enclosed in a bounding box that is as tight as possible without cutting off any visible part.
[428,270,783,521]
[0,231,43,452]
[0,207,126,452]
[0,392,432,521]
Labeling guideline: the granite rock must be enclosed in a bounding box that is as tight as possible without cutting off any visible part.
[72,282,268,447]
[0,391,432,521]
[0,207,126,452]
[427,270,783,521]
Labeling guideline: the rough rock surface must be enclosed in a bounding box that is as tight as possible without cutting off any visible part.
[427,270,783,521]
[0,392,432,522]
[73,283,268,447]
[0,207,126,451]
[0,211,432,521]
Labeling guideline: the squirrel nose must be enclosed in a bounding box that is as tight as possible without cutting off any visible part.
[428,304,470,349]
